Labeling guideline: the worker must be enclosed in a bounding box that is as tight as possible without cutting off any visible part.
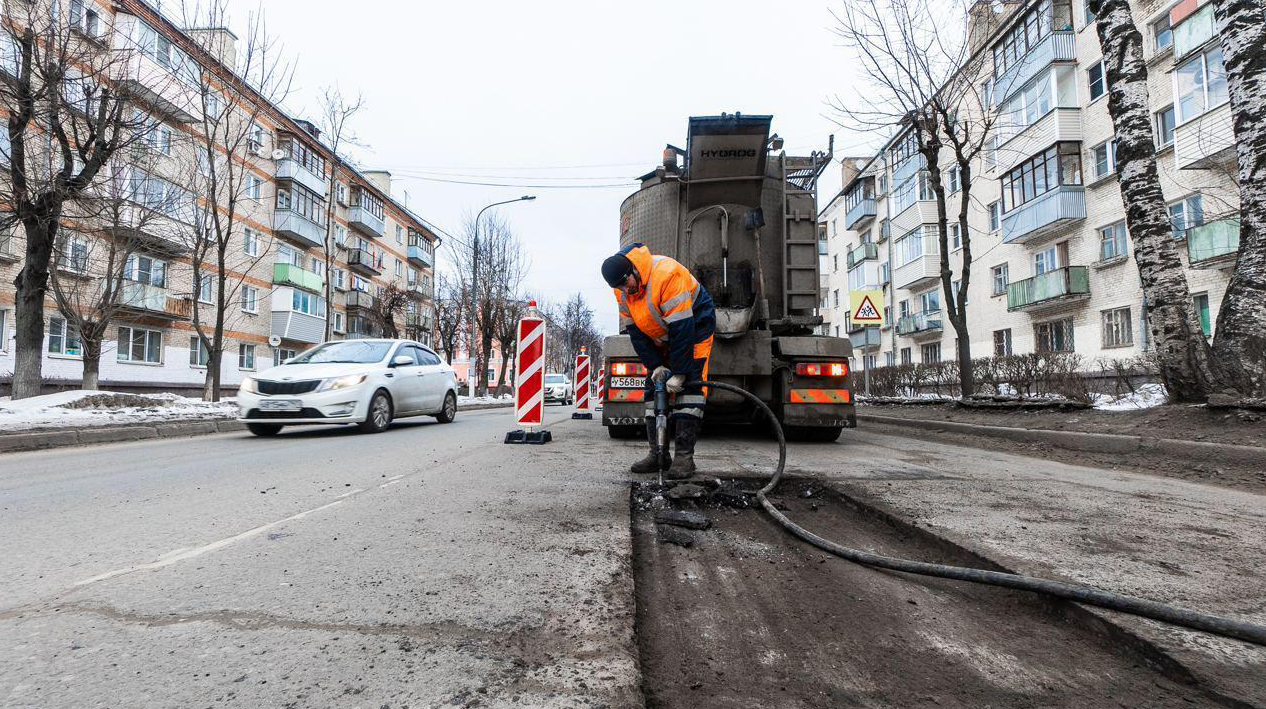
[601,242,715,479]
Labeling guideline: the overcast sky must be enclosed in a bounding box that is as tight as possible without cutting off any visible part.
[221,0,874,332]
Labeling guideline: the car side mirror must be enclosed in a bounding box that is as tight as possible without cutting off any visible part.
[391,355,413,367]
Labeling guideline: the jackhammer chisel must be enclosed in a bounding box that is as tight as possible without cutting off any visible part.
[653,379,670,485]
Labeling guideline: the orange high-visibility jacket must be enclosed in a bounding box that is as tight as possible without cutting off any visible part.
[613,243,715,375]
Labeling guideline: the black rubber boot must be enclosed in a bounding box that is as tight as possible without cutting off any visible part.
[665,416,700,480]
[630,419,669,474]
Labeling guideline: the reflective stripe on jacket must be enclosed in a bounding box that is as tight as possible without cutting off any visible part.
[613,243,715,374]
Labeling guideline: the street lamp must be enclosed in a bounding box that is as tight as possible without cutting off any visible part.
[469,195,536,397]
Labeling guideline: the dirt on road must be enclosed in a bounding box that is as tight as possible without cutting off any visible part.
[632,478,1224,709]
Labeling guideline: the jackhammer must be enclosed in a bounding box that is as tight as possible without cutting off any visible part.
[692,379,1266,648]
[653,379,670,483]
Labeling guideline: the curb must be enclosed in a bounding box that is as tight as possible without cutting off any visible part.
[858,413,1266,468]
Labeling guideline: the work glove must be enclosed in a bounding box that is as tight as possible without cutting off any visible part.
[651,366,671,384]
[666,374,686,394]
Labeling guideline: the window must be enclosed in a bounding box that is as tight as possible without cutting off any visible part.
[238,343,256,370]
[1102,307,1133,347]
[352,275,371,292]
[125,254,167,286]
[1088,61,1106,100]
[880,262,891,284]
[331,268,346,291]
[1001,142,1082,212]
[248,123,265,152]
[991,0,1074,74]
[395,259,403,277]
[241,285,258,313]
[291,289,326,317]
[135,112,172,155]
[204,91,221,119]
[59,235,89,273]
[336,182,348,205]
[946,165,960,194]
[833,254,838,272]
[276,183,328,225]
[1193,293,1211,336]
[1091,140,1118,179]
[894,226,935,268]
[1099,222,1128,260]
[985,135,998,170]
[395,225,404,244]
[1169,194,1204,239]
[189,336,210,366]
[833,289,840,309]
[1082,0,1095,26]
[69,0,103,38]
[877,174,887,195]
[333,311,346,333]
[281,138,326,177]
[138,21,198,84]
[247,174,263,199]
[1034,244,1061,274]
[919,289,940,314]
[921,342,941,363]
[129,170,193,222]
[48,316,82,356]
[993,329,1013,356]
[0,309,6,351]
[243,228,260,257]
[1154,104,1176,149]
[885,351,896,367]
[117,326,162,363]
[992,264,1009,295]
[950,223,962,251]
[982,78,994,109]
[900,347,912,365]
[196,274,213,303]
[989,201,1001,231]
[1035,318,1075,352]
[1176,46,1228,122]
[952,279,966,305]
[1152,14,1172,52]
[352,188,385,220]
[273,348,297,366]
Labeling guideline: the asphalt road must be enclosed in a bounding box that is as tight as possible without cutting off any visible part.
[2,407,1262,708]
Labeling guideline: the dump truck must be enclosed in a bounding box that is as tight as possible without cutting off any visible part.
[602,113,856,442]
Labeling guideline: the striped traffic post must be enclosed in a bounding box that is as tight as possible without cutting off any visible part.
[571,347,593,420]
[595,366,605,410]
[504,301,552,444]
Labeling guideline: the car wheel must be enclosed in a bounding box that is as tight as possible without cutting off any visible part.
[358,390,393,433]
[436,391,457,423]
[247,423,283,437]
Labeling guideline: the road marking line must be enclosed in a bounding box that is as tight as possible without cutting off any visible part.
[72,498,347,587]
[335,488,364,499]
[385,474,406,482]
[379,480,402,489]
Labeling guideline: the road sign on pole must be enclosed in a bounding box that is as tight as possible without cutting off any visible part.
[850,289,885,326]
[505,301,551,444]
[572,347,593,420]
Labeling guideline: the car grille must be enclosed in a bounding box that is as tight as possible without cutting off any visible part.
[245,407,326,420]
[256,379,321,395]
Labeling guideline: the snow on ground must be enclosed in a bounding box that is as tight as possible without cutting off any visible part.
[0,390,236,432]
[1091,383,1168,411]
[457,394,513,405]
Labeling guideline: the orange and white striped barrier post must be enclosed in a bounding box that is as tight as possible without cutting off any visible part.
[571,347,593,420]
[595,366,605,410]
[504,301,551,444]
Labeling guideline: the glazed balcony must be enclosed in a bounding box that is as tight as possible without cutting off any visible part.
[349,205,385,238]
[407,243,434,268]
[992,31,1076,105]
[273,209,325,248]
[845,197,877,230]
[275,157,328,197]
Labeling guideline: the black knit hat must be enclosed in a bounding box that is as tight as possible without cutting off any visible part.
[601,253,635,288]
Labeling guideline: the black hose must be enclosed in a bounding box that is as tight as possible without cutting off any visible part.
[697,379,1266,648]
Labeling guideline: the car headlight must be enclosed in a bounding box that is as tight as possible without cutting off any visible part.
[320,374,367,391]
[240,377,257,394]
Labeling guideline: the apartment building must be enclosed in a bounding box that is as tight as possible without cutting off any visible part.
[821,0,1238,371]
[0,0,439,394]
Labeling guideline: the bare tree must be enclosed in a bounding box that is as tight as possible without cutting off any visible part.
[1209,0,1266,398]
[370,282,408,339]
[448,212,526,396]
[434,273,464,364]
[0,2,158,398]
[492,296,525,396]
[316,86,364,342]
[178,0,293,401]
[832,0,1004,396]
[1088,0,1225,401]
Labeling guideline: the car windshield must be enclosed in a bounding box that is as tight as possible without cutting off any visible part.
[288,341,393,364]
[545,375,566,384]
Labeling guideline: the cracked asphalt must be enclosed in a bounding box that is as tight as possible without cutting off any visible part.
[0,407,639,709]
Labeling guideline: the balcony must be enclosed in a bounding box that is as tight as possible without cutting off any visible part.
[1001,185,1085,244]
[273,209,325,248]
[1186,216,1239,269]
[348,248,381,276]
[896,310,943,339]
[847,242,879,269]
[1006,266,1090,312]
[118,281,191,320]
[889,199,939,238]
[115,37,202,123]
[349,205,385,238]
[270,310,325,345]
[849,326,882,351]
[993,31,1076,105]
[275,157,328,197]
[996,108,1083,172]
[345,290,375,310]
[407,243,434,268]
[110,205,190,255]
[845,198,877,230]
[273,263,324,293]
[1175,103,1235,171]
[407,280,433,300]
[847,260,884,291]
[892,231,940,291]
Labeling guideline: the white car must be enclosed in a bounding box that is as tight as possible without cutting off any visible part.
[544,373,574,405]
[237,339,458,436]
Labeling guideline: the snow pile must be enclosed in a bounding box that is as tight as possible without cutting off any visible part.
[0,390,236,431]
[458,394,513,406]
[1091,383,1168,411]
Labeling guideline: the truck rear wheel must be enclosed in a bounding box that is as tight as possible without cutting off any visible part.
[607,424,643,440]
[783,425,842,443]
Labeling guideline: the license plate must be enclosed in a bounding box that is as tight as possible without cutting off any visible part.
[611,376,643,389]
[259,399,301,411]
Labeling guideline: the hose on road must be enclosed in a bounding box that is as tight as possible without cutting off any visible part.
[697,379,1266,648]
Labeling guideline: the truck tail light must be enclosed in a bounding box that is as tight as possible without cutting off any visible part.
[610,362,648,376]
[796,362,849,377]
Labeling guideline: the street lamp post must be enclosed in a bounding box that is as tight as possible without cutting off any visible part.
[469,195,536,398]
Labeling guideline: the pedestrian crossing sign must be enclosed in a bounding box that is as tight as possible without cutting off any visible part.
[850,289,885,325]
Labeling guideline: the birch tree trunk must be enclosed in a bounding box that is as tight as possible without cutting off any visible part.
[1210,0,1266,398]
[81,336,102,391]
[1090,0,1225,401]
